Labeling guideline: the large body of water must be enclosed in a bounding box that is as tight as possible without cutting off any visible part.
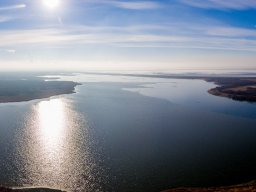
[0,73,256,192]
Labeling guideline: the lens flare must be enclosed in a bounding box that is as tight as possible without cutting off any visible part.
[43,0,60,9]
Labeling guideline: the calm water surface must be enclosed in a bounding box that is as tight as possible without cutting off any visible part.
[0,74,256,191]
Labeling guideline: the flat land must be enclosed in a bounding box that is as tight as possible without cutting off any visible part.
[82,72,256,102]
[0,80,80,103]
[206,77,256,102]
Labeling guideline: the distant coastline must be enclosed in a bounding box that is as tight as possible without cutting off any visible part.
[82,72,256,102]
[206,77,256,102]
[0,80,80,103]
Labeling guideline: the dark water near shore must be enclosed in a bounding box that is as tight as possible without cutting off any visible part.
[0,74,256,191]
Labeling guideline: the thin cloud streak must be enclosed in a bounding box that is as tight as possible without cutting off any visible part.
[0,24,256,51]
[111,1,162,10]
[180,0,256,10]
[85,0,162,10]
[0,4,26,11]
[117,43,256,52]
[6,49,16,54]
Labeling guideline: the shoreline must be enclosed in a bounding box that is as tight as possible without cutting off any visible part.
[0,80,81,104]
[0,187,65,192]
[81,72,256,102]
[208,85,256,102]
[162,180,256,192]
[2,180,256,192]
[1,73,256,103]
[0,89,77,103]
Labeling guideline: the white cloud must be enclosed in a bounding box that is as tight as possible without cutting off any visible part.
[205,26,256,37]
[110,1,162,10]
[85,0,162,10]
[180,0,256,10]
[6,49,16,54]
[0,24,256,52]
[0,4,26,11]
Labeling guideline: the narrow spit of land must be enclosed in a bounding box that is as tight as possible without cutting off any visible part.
[0,80,80,103]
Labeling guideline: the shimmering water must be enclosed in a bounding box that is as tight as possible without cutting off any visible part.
[0,74,256,192]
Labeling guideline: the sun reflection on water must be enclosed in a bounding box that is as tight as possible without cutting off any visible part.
[16,98,104,191]
[35,99,68,187]
[38,99,65,153]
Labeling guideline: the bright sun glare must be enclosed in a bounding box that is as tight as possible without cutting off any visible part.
[38,99,65,150]
[43,0,60,9]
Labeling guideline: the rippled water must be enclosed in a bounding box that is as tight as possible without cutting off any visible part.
[17,99,105,191]
[0,98,105,191]
[0,74,256,191]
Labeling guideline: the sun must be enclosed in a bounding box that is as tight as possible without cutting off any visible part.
[43,0,60,9]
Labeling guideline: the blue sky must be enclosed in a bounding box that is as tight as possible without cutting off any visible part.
[0,0,256,71]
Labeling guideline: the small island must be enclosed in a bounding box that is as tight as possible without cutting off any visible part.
[0,80,80,103]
